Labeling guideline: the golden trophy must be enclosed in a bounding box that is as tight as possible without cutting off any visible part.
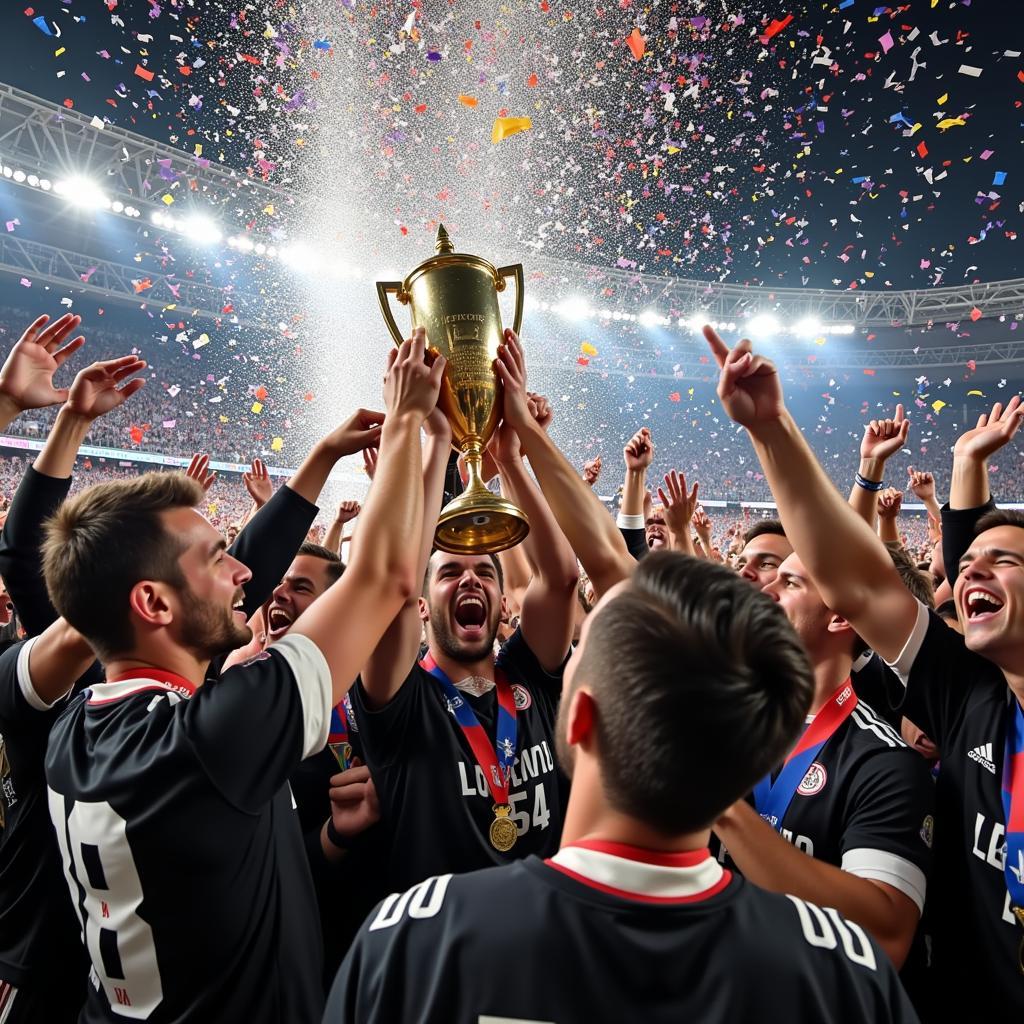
[376,224,530,555]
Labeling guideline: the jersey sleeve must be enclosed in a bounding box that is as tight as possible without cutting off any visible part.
[839,745,934,914]
[0,636,62,728]
[885,600,1003,747]
[185,633,332,812]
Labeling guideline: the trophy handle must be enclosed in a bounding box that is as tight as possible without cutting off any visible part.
[376,281,409,347]
[496,264,525,336]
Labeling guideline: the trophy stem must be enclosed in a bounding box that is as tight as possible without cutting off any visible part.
[433,440,531,555]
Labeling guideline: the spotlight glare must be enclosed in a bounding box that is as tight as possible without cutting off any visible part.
[27,174,39,187]
[111,200,124,213]
[793,316,823,338]
[12,170,25,183]
[181,214,223,246]
[151,210,164,225]
[40,178,51,191]
[748,313,781,337]
[58,176,109,209]
[555,296,593,321]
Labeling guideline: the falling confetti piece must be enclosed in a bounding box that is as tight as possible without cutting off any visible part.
[491,116,532,143]
[669,392,681,402]
[134,65,155,82]
[970,308,983,322]
[625,28,645,61]
[458,94,478,108]
[760,14,794,43]
[581,342,598,356]
[271,437,284,452]
[932,400,947,413]
[251,402,264,414]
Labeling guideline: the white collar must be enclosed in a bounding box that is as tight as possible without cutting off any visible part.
[548,840,728,904]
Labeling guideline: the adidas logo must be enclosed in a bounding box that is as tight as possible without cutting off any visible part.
[967,743,997,775]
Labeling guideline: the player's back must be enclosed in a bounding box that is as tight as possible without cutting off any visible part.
[327,844,918,1024]
[46,645,328,1024]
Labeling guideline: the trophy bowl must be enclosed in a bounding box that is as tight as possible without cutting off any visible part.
[376,225,530,555]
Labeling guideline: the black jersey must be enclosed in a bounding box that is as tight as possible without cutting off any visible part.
[888,602,1024,1014]
[349,628,566,893]
[0,638,87,996]
[715,696,934,913]
[45,634,333,1024]
[325,841,919,1024]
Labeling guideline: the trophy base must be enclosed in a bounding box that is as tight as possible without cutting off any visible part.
[434,490,530,556]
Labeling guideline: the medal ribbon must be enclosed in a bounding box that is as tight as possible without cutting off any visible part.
[1001,701,1024,915]
[753,681,858,830]
[420,653,517,807]
[328,701,351,770]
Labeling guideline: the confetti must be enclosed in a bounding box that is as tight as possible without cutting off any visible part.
[491,116,532,143]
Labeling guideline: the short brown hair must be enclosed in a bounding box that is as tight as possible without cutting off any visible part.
[574,552,813,835]
[43,473,204,660]
[975,508,1024,538]
[885,543,935,609]
[742,519,786,547]
[297,541,345,587]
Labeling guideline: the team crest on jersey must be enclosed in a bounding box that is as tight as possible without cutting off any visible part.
[445,693,465,715]
[797,761,827,797]
[920,814,934,849]
[511,683,532,710]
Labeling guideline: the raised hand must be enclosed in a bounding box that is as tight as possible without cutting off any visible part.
[623,427,654,472]
[582,455,602,486]
[860,404,910,463]
[362,446,378,480]
[877,488,903,520]
[658,470,700,538]
[0,313,86,411]
[64,356,147,420]
[704,326,785,429]
[322,409,386,459]
[335,500,361,525]
[906,467,936,503]
[328,758,381,841]
[493,328,533,432]
[185,453,217,493]
[384,326,446,424]
[527,391,553,432]
[953,396,1024,461]
[243,458,273,507]
[692,506,713,546]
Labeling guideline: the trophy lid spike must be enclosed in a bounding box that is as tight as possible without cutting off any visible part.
[435,223,455,255]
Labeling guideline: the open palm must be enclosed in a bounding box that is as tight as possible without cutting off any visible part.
[65,357,147,420]
[0,313,86,410]
[954,396,1024,461]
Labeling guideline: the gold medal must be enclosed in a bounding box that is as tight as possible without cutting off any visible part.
[489,804,517,852]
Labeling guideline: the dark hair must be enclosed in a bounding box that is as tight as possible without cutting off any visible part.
[296,542,345,587]
[742,519,787,547]
[424,549,505,595]
[575,551,813,835]
[885,543,934,609]
[936,599,959,622]
[975,508,1024,538]
[42,473,204,661]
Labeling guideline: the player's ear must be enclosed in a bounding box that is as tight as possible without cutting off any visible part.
[129,580,175,628]
[417,596,429,624]
[566,688,596,749]
[826,613,854,636]
[499,595,511,625]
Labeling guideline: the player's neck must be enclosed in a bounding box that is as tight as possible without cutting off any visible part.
[104,646,210,690]
[429,644,495,684]
[560,761,708,854]
[809,653,851,715]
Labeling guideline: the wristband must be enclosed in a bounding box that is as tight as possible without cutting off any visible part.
[855,473,884,492]
[325,818,351,851]
[616,512,646,530]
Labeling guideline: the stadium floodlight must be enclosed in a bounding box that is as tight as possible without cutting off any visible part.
[830,322,856,335]
[12,170,25,183]
[27,174,39,187]
[555,296,593,321]
[748,313,782,338]
[39,178,51,191]
[57,176,110,209]
[181,214,223,246]
[793,316,823,338]
[638,309,668,327]
[111,200,124,214]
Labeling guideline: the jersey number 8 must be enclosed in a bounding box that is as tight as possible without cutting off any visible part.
[48,791,163,1019]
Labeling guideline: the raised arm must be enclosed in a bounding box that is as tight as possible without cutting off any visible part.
[848,405,909,529]
[324,501,361,555]
[657,470,699,556]
[357,405,450,708]
[876,488,903,547]
[495,330,634,598]
[0,354,146,636]
[704,327,918,663]
[491,394,578,672]
[0,312,87,432]
[288,330,444,706]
